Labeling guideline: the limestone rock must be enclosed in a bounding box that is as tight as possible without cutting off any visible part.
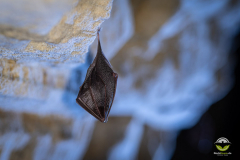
[0,0,113,63]
[90,0,134,60]
[1,0,240,160]
[0,109,95,160]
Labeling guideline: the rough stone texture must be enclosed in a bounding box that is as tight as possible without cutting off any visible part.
[1,0,240,160]
[0,109,95,160]
[0,0,114,158]
[0,0,113,63]
[85,0,240,160]
[0,58,77,101]
[90,0,134,60]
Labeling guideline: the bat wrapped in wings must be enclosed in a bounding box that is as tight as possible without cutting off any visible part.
[76,28,118,123]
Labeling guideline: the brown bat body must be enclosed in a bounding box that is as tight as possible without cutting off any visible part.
[76,28,118,123]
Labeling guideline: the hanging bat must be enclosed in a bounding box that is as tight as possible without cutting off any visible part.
[76,28,118,123]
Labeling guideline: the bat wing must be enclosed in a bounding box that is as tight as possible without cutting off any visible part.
[76,28,118,123]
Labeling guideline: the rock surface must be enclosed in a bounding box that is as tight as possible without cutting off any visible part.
[0,0,113,63]
[0,0,114,159]
[0,109,95,160]
[1,0,240,160]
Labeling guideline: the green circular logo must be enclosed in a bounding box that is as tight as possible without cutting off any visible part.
[215,137,231,151]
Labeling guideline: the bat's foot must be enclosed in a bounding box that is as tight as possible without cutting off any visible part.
[97,27,101,40]
[97,27,101,33]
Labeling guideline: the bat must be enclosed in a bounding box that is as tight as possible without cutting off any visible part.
[76,28,118,123]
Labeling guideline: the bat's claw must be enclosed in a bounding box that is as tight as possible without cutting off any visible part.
[97,27,101,33]
[97,27,101,40]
